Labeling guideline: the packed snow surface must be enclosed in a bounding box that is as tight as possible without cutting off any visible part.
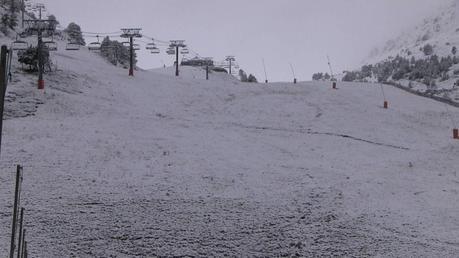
[0,44,459,257]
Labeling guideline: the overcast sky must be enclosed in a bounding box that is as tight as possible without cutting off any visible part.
[40,0,450,82]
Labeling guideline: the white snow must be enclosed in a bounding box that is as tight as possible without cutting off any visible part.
[0,37,458,256]
[366,0,459,64]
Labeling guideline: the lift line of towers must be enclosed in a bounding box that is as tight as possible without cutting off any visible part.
[10,23,243,87]
[5,23,459,140]
[5,1,238,88]
[9,2,328,89]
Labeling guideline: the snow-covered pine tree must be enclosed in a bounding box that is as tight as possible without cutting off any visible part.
[65,22,85,45]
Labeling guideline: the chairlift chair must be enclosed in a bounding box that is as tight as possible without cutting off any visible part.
[43,41,58,51]
[88,35,101,51]
[166,48,176,55]
[66,42,80,51]
[151,48,160,54]
[122,41,131,48]
[180,48,189,55]
[11,40,29,51]
[146,42,156,50]
[88,42,101,51]
[133,44,140,51]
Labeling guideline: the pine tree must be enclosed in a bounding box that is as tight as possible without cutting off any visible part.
[247,74,258,83]
[238,69,248,82]
[65,22,85,45]
[99,36,136,68]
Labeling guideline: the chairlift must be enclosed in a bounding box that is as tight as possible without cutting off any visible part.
[88,42,101,51]
[11,40,29,51]
[146,42,156,50]
[166,48,176,55]
[66,42,80,51]
[180,48,189,55]
[43,41,58,51]
[122,41,131,48]
[151,48,160,54]
[88,35,101,51]
[133,43,140,51]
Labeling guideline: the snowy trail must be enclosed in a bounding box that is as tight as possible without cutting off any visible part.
[0,49,458,256]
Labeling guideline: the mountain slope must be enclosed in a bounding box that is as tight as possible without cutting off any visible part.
[0,37,458,256]
[367,0,459,63]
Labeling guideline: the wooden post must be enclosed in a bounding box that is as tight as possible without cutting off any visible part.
[206,65,209,80]
[0,45,8,156]
[9,165,22,258]
[454,128,459,139]
[16,208,24,258]
[384,101,388,109]
[332,81,337,89]
[23,241,27,258]
[37,27,44,89]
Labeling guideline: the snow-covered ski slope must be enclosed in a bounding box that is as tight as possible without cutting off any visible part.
[0,42,459,257]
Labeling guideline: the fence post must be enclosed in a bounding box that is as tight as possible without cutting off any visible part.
[23,240,27,258]
[17,208,24,258]
[18,229,27,258]
[206,65,209,80]
[0,45,9,157]
[9,165,22,258]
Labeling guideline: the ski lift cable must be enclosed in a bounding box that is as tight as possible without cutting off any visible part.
[187,47,203,58]
[82,30,122,35]
[142,35,171,45]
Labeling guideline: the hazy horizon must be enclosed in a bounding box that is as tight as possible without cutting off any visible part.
[40,0,451,82]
